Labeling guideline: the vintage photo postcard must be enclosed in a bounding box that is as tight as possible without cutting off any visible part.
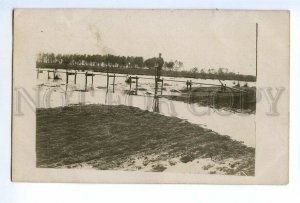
[12,9,289,184]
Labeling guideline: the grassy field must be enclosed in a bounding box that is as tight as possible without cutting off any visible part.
[36,104,255,176]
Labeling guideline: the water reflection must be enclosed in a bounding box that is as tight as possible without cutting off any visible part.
[153,95,160,113]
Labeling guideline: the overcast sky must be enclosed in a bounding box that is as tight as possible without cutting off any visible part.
[16,9,258,75]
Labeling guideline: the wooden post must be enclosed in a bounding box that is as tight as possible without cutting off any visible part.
[85,72,87,91]
[155,77,158,96]
[37,69,39,79]
[113,74,116,93]
[53,70,56,80]
[135,77,138,92]
[74,72,77,84]
[66,72,69,84]
[92,74,94,85]
[129,76,132,90]
[161,79,164,95]
[47,71,50,79]
[155,64,159,97]
[106,73,109,90]
[190,80,192,91]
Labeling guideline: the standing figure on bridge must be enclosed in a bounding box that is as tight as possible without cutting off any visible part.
[155,53,164,80]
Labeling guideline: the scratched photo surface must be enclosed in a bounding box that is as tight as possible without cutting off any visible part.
[12,9,289,184]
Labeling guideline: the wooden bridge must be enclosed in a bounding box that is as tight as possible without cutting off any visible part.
[36,68,247,95]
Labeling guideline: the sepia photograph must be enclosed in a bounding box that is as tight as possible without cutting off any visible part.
[12,9,289,184]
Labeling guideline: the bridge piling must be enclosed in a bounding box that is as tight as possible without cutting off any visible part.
[113,74,116,93]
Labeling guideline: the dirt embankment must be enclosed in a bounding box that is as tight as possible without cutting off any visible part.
[165,86,256,114]
[36,104,255,176]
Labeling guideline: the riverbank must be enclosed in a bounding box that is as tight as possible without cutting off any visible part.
[36,104,255,176]
[165,86,256,113]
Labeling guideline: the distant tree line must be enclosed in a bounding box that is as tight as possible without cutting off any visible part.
[189,67,255,81]
[37,52,183,71]
[37,52,256,82]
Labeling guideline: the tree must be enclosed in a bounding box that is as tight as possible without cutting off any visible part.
[144,57,156,69]
[200,68,205,74]
[191,67,198,73]
[133,57,144,68]
[62,55,71,66]
[173,60,183,71]
[218,68,224,75]
[165,61,175,70]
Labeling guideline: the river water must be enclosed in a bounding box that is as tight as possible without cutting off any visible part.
[37,69,256,147]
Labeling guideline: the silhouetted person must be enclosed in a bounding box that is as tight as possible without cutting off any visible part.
[156,53,164,80]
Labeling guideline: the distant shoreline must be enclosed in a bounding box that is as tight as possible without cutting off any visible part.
[36,62,257,82]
